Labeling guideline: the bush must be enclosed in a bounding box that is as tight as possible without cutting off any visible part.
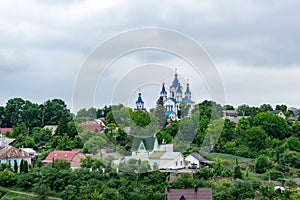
[268,169,284,181]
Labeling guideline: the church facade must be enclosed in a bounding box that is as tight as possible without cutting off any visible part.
[134,69,194,120]
[158,70,194,120]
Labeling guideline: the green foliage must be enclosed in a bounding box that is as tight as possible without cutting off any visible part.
[255,155,272,174]
[195,167,213,180]
[233,166,243,179]
[53,159,71,170]
[253,112,290,139]
[0,169,16,186]
[83,135,107,154]
[13,160,18,173]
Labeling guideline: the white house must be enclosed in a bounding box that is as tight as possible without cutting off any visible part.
[185,153,214,169]
[130,135,185,170]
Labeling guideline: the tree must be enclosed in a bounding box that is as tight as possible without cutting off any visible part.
[13,160,18,173]
[83,135,107,154]
[233,166,243,179]
[275,104,287,113]
[241,127,269,152]
[237,104,258,117]
[116,128,128,146]
[53,159,71,170]
[0,168,16,186]
[255,155,272,174]
[57,134,74,150]
[259,104,273,112]
[253,112,290,139]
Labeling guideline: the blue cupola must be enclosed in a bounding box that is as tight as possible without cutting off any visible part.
[135,91,145,111]
[184,81,191,99]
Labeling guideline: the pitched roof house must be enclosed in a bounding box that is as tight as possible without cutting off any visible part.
[165,187,212,200]
[185,153,214,169]
[0,145,31,167]
[42,150,86,169]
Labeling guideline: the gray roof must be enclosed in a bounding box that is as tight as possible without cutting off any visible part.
[283,178,300,185]
[190,153,214,164]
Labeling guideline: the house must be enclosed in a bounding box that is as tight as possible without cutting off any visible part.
[165,186,212,200]
[21,148,37,158]
[267,110,286,119]
[149,151,185,170]
[185,153,214,169]
[81,119,105,133]
[42,150,86,169]
[131,136,174,160]
[0,145,31,167]
[130,135,184,170]
[224,110,238,117]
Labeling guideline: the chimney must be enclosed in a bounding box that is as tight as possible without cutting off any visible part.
[167,186,170,192]
[194,185,198,192]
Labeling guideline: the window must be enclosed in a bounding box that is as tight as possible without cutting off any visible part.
[180,161,183,166]
[176,161,178,166]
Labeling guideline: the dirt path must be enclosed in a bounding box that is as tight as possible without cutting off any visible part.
[5,189,62,200]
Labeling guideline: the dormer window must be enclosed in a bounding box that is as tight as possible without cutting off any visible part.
[139,142,145,150]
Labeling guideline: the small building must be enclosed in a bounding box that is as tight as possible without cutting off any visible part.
[185,153,214,169]
[42,150,86,169]
[267,110,286,119]
[81,119,106,133]
[21,148,37,158]
[165,186,212,200]
[0,145,31,167]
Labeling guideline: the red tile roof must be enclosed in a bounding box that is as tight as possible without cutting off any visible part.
[165,188,212,200]
[42,150,81,163]
[81,123,104,132]
[0,128,13,134]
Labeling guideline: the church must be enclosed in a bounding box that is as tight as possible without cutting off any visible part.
[135,69,194,120]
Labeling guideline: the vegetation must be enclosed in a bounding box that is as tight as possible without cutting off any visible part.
[1,97,300,199]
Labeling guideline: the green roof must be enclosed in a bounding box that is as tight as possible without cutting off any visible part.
[131,136,156,151]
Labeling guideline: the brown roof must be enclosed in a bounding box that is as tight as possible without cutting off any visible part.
[0,146,29,159]
[81,123,104,132]
[165,188,212,200]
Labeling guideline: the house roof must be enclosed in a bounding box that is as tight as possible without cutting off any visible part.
[21,148,37,154]
[283,178,300,185]
[267,110,283,115]
[149,151,165,159]
[131,136,156,151]
[42,150,81,163]
[0,146,29,159]
[161,152,181,159]
[0,128,13,134]
[0,138,16,146]
[165,188,212,200]
[81,123,104,132]
[189,153,214,164]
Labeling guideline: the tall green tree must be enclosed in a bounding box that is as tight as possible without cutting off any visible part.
[253,112,290,139]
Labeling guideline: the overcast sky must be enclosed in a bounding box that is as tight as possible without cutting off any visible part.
[1,0,300,111]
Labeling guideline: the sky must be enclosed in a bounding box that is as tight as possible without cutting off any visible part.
[1,0,300,112]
